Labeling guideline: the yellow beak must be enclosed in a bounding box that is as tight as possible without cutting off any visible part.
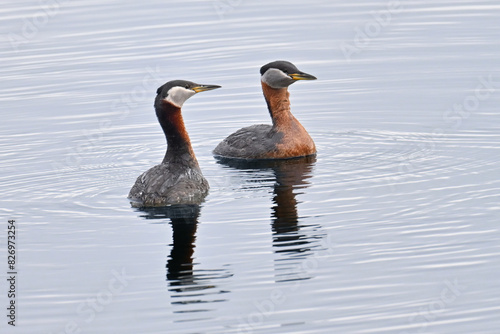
[192,84,221,93]
[289,72,317,81]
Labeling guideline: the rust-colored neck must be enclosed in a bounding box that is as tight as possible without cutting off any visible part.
[260,82,317,159]
[155,101,199,166]
[261,82,295,130]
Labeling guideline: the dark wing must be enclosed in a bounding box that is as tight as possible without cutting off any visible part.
[128,163,208,207]
[213,124,280,159]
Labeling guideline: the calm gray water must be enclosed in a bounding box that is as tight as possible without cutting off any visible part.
[1,1,500,333]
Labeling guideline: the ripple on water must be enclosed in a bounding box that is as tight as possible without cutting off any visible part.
[2,0,500,333]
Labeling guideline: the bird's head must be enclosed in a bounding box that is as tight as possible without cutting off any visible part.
[155,80,221,108]
[260,60,316,89]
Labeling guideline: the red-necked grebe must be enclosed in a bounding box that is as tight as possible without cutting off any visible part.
[213,60,317,160]
[128,80,220,207]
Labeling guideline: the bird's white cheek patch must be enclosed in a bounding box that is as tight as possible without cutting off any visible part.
[165,87,196,107]
[261,68,293,89]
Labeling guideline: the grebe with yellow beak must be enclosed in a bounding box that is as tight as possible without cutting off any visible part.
[213,60,316,160]
[129,80,220,207]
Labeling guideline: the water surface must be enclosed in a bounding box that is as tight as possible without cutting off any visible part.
[1,1,500,333]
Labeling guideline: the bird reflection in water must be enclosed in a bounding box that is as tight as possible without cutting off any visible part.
[216,156,324,283]
[136,205,231,320]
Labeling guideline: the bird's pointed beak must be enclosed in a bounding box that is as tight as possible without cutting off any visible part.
[191,84,221,93]
[289,72,317,81]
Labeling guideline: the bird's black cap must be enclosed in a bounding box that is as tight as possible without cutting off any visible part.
[261,60,303,76]
[156,80,198,96]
